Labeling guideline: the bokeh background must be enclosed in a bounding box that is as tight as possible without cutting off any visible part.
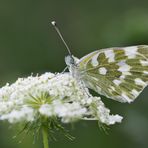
[0,0,148,148]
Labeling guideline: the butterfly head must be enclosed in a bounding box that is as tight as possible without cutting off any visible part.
[65,55,76,66]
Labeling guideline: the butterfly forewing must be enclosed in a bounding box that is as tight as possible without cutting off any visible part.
[77,45,148,103]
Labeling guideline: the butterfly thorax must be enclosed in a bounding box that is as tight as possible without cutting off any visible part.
[65,55,81,79]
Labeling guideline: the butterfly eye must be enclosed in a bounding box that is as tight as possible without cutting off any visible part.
[65,55,75,66]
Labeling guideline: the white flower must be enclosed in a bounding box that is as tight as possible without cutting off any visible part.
[39,101,87,123]
[0,72,123,125]
[0,106,34,123]
[96,104,123,125]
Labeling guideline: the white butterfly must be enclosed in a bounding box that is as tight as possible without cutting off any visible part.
[51,21,148,103]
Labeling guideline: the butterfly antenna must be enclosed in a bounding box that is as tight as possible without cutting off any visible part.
[51,21,72,56]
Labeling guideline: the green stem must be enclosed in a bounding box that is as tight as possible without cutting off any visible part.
[42,126,49,148]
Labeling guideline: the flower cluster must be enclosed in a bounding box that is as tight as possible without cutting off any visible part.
[0,72,122,125]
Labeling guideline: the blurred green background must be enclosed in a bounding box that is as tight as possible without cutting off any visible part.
[0,0,148,148]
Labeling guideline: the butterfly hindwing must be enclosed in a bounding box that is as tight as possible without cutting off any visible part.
[77,45,148,103]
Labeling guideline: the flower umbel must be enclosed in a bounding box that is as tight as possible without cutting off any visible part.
[0,72,123,146]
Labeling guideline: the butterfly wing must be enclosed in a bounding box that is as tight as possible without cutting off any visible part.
[77,45,148,103]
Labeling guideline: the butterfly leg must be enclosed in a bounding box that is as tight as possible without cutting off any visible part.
[79,80,92,97]
[51,66,68,78]
[61,66,68,73]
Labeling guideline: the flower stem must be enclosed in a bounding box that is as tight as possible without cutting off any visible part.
[42,126,49,148]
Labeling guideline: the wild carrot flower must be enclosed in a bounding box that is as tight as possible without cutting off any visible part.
[0,72,122,148]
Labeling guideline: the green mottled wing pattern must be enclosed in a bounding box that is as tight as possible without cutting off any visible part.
[77,45,148,103]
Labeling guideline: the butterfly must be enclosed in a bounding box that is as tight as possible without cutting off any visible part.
[51,21,148,103]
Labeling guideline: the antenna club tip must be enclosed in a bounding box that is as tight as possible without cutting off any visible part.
[51,21,56,26]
